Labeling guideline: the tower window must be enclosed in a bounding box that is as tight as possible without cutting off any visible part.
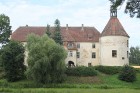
[92,43,95,48]
[112,50,117,57]
[127,40,129,47]
[77,52,80,58]
[77,43,80,48]
[92,52,96,58]
[127,51,129,58]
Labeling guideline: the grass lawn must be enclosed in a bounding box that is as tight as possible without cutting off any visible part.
[0,88,140,93]
[0,72,140,93]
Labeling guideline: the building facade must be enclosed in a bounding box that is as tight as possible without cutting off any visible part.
[11,11,129,67]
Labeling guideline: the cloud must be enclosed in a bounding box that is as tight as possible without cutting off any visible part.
[0,0,140,46]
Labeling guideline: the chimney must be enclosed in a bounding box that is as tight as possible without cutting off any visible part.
[81,24,84,31]
[66,24,68,30]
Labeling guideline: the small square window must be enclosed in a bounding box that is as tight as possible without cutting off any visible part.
[88,63,91,67]
[112,50,117,57]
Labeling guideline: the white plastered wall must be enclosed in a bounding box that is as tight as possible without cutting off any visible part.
[22,42,28,66]
[100,36,129,66]
[76,42,100,66]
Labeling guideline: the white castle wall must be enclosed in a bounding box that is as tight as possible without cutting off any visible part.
[65,50,77,66]
[76,42,100,66]
[100,36,129,66]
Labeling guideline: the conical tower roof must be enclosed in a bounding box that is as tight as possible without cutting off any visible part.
[101,17,129,37]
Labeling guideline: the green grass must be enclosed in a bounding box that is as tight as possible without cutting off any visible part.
[0,88,140,93]
[0,72,140,92]
[1,73,140,89]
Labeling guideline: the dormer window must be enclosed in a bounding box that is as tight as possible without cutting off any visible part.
[88,34,92,40]
[67,43,73,48]
[77,43,80,48]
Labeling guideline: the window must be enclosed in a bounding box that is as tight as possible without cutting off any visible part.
[127,40,129,47]
[77,43,80,48]
[92,52,96,58]
[77,52,80,58]
[127,51,129,58]
[112,50,117,57]
[69,51,73,57]
[88,63,91,67]
[68,43,73,48]
[92,43,95,48]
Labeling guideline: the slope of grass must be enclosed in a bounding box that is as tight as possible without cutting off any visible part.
[0,73,140,89]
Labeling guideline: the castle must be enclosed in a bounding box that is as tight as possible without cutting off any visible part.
[11,9,129,67]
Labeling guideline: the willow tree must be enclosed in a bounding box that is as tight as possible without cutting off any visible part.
[26,34,66,84]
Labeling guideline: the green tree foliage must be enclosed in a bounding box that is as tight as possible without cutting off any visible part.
[118,65,136,82]
[0,14,12,44]
[26,34,66,84]
[109,0,140,18]
[129,46,140,65]
[46,24,51,37]
[53,19,63,45]
[1,40,25,82]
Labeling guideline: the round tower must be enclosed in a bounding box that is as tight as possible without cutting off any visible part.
[100,8,129,66]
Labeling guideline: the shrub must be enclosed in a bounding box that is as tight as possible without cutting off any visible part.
[65,66,97,76]
[118,65,136,82]
[95,66,122,75]
[1,41,26,82]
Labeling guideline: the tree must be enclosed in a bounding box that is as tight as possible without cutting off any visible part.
[46,24,51,37]
[53,19,63,45]
[0,14,12,45]
[109,0,140,18]
[129,46,140,65]
[118,65,136,82]
[1,40,25,82]
[26,34,66,84]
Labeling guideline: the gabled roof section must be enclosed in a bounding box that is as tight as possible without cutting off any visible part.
[11,26,100,42]
[11,26,46,42]
[101,17,129,37]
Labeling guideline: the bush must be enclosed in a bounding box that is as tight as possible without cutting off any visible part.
[65,66,97,76]
[118,65,136,82]
[95,66,122,75]
[1,41,26,82]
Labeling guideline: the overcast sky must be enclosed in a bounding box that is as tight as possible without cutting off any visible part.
[0,0,140,47]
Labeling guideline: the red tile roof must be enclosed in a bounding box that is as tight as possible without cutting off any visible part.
[101,17,129,37]
[11,26,100,42]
